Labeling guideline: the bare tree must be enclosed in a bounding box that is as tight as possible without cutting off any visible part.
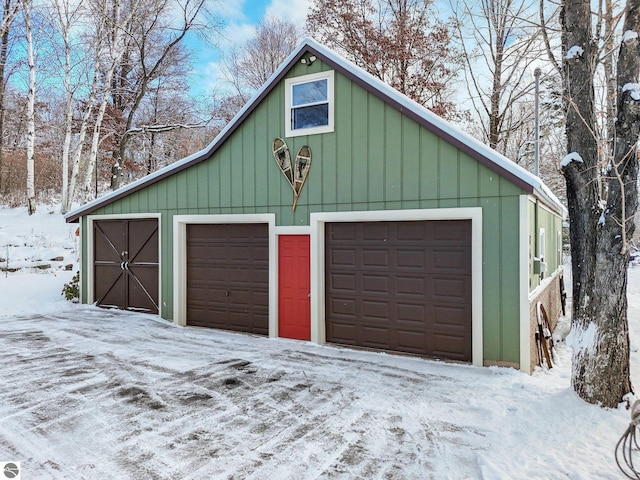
[0,0,21,194]
[22,0,35,214]
[51,0,94,213]
[307,0,465,120]
[221,16,300,103]
[560,0,639,407]
[452,0,545,154]
[108,0,215,189]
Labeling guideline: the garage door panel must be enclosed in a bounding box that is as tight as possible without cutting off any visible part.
[330,297,356,315]
[95,266,125,307]
[328,322,357,343]
[95,222,126,262]
[361,222,388,240]
[362,300,390,319]
[396,221,427,241]
[362,249,389,266]
[395,276,426,297]
[432,276,471,301]
[433,334,470,361]
[127,220,158,264]
[432,248,471,273]
[397,331,429,353]
[330,248,357,266]
[326,220,472,362]
[397,303,426,322]
[362,326,392,348]
[330,273,356,291]
[186,223,269,335]
[433,305,471,328]
[433,222,469,243]
[362,275,389,294]
[396,249,426,269]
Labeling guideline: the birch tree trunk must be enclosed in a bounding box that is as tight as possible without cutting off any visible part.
[23,0,36,215]
[561,0,639,407]
[0,0,19,195]
[57,0,72,213]
[82,0,141,195]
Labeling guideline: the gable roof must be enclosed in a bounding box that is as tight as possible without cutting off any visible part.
[65,37,565,223]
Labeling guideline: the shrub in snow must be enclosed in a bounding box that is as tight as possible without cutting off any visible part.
[62,271,80,302]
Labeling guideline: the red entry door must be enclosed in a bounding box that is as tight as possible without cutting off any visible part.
[278,235,311,340]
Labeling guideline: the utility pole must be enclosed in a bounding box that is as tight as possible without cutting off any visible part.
[534,67,541,177]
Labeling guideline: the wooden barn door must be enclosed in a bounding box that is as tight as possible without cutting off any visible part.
[93,219,159,314]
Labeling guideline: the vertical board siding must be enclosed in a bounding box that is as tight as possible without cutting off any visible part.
[500,197,521,362]
[336,76,352,205]
[384,107,403,203]
[351,86,368,203]
[368,97,386,202]
[82,59,544,366]
[401,116,420,201]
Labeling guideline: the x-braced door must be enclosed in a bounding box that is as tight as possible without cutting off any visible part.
[93,219,159,314]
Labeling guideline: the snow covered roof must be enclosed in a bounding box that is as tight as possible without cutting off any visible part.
[66,38,566,223]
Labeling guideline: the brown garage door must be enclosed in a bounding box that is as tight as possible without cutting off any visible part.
[186,223,269,335]
[325,220,472,361]
[94,219,159,314]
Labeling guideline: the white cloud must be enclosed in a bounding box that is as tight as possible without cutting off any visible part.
[264,0,313,26]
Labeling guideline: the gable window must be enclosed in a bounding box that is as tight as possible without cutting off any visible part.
[285,71,334,137]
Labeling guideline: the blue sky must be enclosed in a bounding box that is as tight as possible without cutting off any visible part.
[187,0,313,97]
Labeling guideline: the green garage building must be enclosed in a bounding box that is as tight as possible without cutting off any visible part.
[66,38,566,373]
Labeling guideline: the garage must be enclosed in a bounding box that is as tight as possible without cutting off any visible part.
[325,220,472,361]
[68,38,568,371]
[93,218,159,314]
[186,223,269,335]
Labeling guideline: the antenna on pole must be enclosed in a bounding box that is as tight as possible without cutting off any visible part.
[534,67,541,178]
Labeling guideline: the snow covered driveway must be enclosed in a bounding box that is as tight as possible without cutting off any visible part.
[0,304,632,479]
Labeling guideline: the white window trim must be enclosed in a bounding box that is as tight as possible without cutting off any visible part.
[285,70,334,137]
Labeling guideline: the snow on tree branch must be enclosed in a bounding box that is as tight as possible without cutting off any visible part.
[622,83,640,101]
[560,151,584,167]
[125,122,208,136]
[565,45,584,59]
[623,30,638,44]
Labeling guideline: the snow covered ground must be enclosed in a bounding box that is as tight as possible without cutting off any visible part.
[0,207,639,479]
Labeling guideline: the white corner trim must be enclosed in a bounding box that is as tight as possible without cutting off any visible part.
[172,214,277,335]
[519,195,532,373]
[86,213,162,314]
[310,207,483,367]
